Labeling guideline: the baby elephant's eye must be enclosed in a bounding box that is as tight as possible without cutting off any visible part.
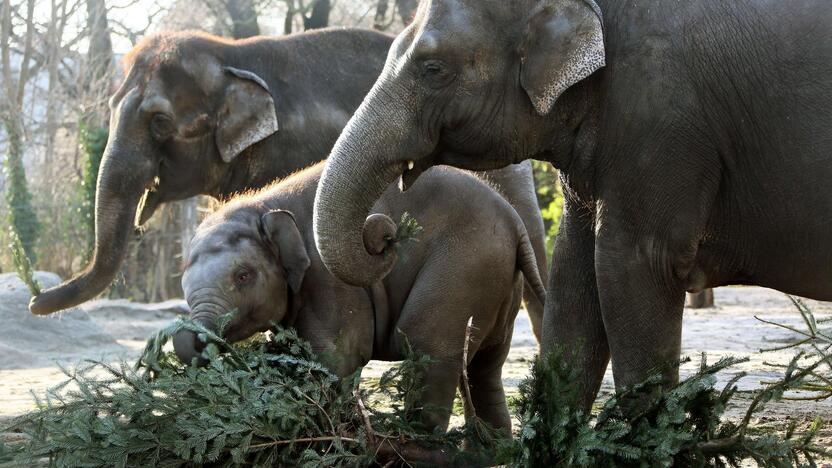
[234,269,255,286]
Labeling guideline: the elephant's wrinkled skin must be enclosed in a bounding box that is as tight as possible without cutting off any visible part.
[28,29,548,340]
[173,162,546,433]
[312,0,832,407]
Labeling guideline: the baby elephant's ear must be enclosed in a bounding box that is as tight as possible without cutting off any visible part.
[260,210,310,294]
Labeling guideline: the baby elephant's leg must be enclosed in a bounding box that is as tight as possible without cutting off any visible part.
[415,358,465,432]
[466,341,512,435]
[392,265,472,432]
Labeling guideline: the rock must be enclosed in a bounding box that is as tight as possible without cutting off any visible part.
[81,298,188,318]
[0,272,122,369]
[79,298,188,341]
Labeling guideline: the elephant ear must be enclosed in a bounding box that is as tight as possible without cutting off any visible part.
[520,0,605,116]
[215,67,279,163]
[260,210,310,294]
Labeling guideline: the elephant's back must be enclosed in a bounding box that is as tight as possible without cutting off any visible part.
[376,166,525,258]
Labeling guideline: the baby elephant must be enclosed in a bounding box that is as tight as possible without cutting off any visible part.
[173,162,545,433]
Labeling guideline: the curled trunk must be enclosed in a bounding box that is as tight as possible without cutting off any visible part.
[313,85,428,287]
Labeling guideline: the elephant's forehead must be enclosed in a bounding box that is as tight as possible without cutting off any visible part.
[189,223,259,259]
[425,0,528,24]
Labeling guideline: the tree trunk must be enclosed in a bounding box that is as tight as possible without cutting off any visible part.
[226,0,260,39]
[1,0,41,263]
[84,0,113,126]
[374,0,417,30]
[303,0,330,30]
[179,198,198,262]
[43,0,70,199]
[283,0,294,35]
[373,0,389,30]
[687,289,715,309]
[396,0,418,25]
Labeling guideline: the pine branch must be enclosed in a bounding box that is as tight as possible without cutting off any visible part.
[8,227,40,295]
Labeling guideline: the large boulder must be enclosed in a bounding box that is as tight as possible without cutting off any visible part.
[0,272,122,369]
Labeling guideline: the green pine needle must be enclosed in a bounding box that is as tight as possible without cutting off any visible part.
[395,211,423,246]
[9,228,40,296]
[4,319,495,467]
[500,299,832,467]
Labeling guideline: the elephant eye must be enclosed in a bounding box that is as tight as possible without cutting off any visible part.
[421,59,454,89]
[234,268,255,286]
[422,60,444,77]
[150,114,175,141]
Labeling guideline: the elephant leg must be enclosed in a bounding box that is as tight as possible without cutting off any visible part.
[394,251,517,432]
[407,357,462,432]
[393,293,467,432]
[594,228,687,398]
[591,143,718,399]
[466,341,512,435]
[542,197,609,409]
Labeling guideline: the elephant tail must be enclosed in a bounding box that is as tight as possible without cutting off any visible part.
[516,229,547,307]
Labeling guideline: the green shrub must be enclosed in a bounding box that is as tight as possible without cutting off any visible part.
[533,160,563,255]
[4,145,40,265]
[77,124,108,256]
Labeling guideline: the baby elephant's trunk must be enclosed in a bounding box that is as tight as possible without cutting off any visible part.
[172,314,216,366]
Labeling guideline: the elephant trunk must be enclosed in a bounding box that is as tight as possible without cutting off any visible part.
[173,286,233,365]
[314,82,430,287]
[29,88,156,315]
[28,149,151,315]
[171,319,213,367]
[172,302,225,366]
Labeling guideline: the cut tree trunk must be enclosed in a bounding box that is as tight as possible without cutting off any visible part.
[687,289,715,309]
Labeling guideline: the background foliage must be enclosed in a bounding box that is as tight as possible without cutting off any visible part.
[532,160,564,256]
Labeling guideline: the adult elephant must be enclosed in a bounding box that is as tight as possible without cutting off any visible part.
[28,28,548,338]
[313,0,832,407]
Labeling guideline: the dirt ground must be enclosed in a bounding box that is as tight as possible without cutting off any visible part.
[1,273,831,460]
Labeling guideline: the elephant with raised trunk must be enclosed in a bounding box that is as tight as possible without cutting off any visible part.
[28,28,548,339]
[172,162,546,433]
[312,0,832,407]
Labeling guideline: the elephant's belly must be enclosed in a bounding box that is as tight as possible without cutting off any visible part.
[696,202,832,301]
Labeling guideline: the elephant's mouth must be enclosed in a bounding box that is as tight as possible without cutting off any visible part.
[399,151,440,191]
[135,176,162,226]
[399,160,425,191]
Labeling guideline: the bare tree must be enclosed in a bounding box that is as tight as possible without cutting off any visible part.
[83,0,113,125]
[396,0,417,25]
[303,0,330,30]
[42,0,72,198]
[1,0,40,261]
[224,0,260,38]
[282,0,331,34]
[373,0,416,30]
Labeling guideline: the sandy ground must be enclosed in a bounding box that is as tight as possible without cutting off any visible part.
[1,275,831,459]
